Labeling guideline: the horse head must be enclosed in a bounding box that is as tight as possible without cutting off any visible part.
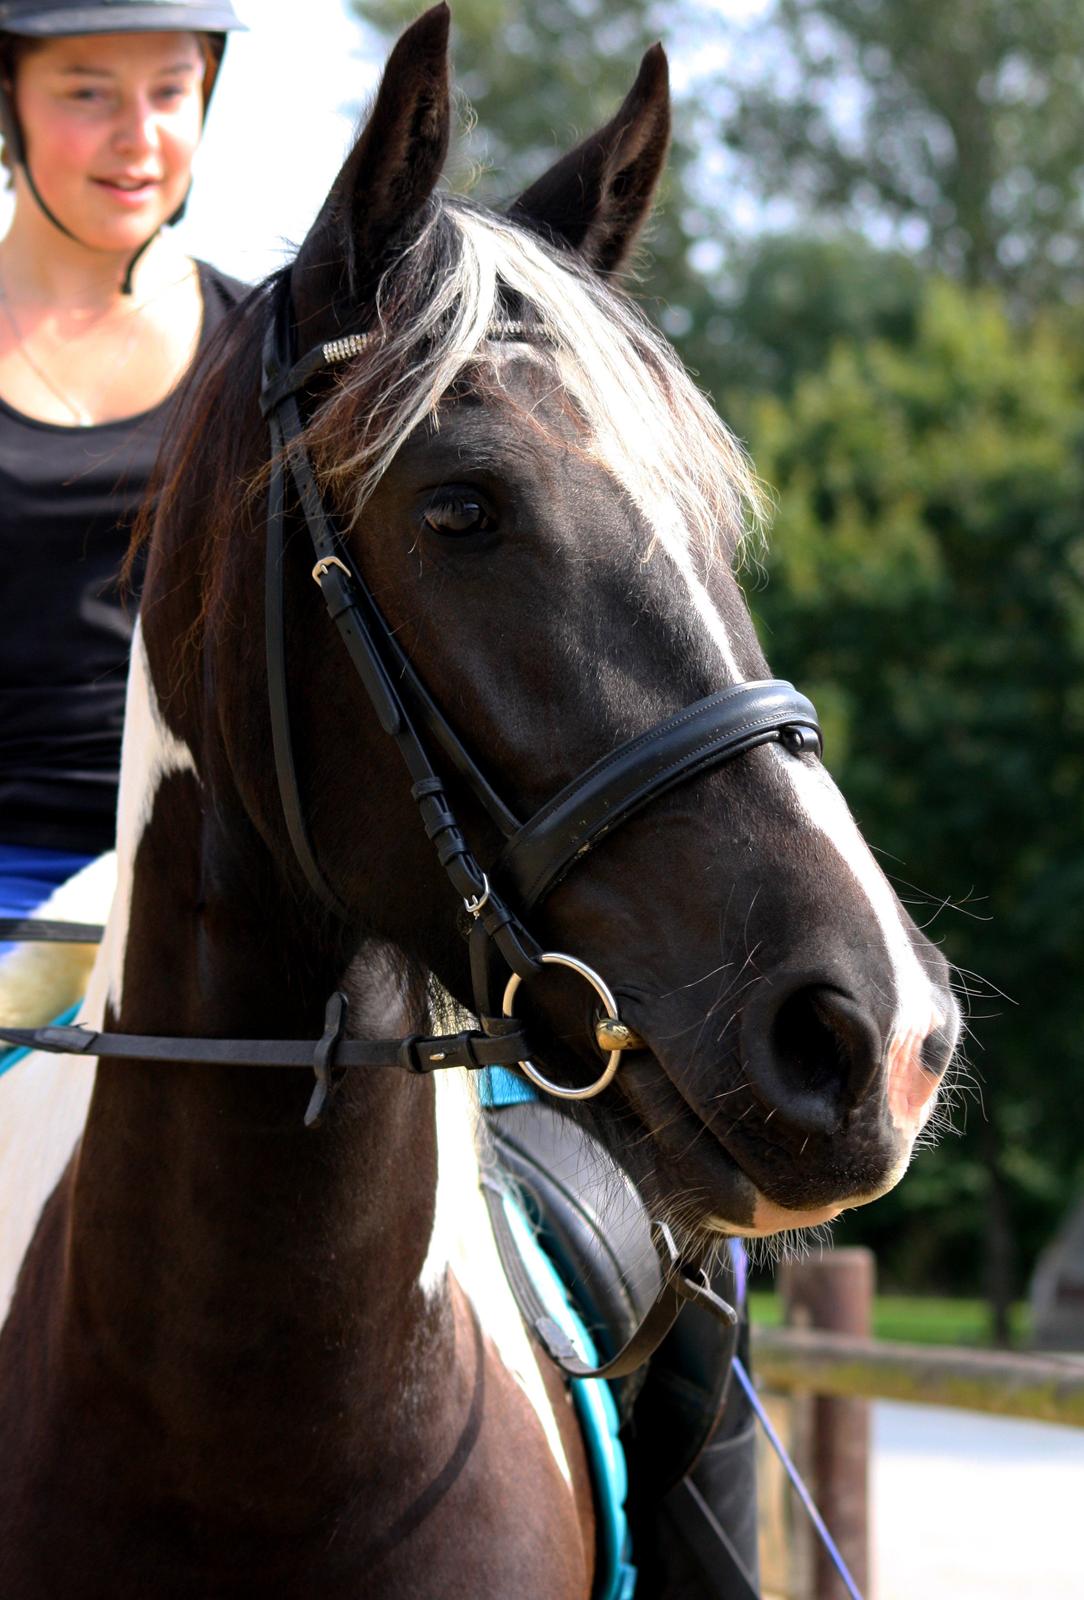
[147,3,958,1249]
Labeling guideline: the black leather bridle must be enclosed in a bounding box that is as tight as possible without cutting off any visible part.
[0,271,822,1375]
[258,273,822,1098]
[2,270,823,1111]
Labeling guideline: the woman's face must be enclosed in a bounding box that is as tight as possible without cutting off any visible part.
[12,30,205,251]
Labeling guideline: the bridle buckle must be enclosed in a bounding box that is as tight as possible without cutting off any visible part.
[463,872,491,919]
[311,555,351,586]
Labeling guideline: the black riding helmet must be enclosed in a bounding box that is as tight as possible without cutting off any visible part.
[0,0,246,290]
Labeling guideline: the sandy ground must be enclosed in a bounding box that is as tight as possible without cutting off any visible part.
[872,1400,1084,1599]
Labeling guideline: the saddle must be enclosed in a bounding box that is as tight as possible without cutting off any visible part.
[486,1098,761,1598]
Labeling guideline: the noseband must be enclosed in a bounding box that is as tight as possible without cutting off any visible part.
[259,273,822,1099]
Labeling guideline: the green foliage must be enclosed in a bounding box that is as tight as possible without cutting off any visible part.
[724,0,1084,304]
[708,233,926,400]
[745,278,1084,1291]
[747,1291,1032,1348]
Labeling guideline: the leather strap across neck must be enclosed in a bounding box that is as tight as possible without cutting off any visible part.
[0,990,533,1130]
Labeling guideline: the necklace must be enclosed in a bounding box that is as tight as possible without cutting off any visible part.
[0,259,145,428]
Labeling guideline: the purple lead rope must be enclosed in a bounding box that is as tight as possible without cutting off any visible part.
[727,1241,865,1600]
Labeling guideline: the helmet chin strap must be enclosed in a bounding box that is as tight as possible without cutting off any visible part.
[20,155,188,296]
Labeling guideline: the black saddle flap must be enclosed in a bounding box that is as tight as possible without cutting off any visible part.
[486,1101,661,1356]
[485,1100,742,1491]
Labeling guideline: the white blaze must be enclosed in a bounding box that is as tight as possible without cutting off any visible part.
[0,626,197,1326]
[772,747,945,1126]
[419,1070,574,1489]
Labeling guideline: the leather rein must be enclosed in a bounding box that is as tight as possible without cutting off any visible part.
[0,269,823,1374]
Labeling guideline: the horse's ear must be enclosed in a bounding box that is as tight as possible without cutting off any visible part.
[508,44,670,277]
[292,3,451,328]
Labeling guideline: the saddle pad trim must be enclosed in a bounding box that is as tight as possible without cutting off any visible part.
[479,1064,536,1108]
[0,1003,80,1079]
[500,1190,637,1600]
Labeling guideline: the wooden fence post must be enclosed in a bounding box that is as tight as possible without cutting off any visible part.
[779,1248,875,1600]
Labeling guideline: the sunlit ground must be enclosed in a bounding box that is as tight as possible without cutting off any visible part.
[874,1402,1084,1599]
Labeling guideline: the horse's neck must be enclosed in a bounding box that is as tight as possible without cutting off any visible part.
[52,835,582,1555]
[6,628,588,1586]
[44,715,471,1496]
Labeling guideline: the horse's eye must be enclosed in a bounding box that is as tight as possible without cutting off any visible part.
[422,493,495,538]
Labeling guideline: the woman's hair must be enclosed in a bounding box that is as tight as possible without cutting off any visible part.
[0,34,43,183]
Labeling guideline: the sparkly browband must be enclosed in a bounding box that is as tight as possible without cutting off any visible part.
[320,320,543,368]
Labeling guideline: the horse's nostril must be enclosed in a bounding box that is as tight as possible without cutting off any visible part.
[742,982,884,1137]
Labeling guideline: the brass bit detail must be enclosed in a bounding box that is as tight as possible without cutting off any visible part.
[595,1018,645,1052]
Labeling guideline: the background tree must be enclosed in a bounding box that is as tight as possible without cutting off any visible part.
[722,0,1084,306]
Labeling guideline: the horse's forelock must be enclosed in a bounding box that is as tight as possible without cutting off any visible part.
[137,199,767,693]
[303,198,767,578]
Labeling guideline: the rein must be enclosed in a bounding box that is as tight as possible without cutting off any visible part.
[0,270,825,1378]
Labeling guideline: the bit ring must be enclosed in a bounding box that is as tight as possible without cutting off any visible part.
[502,951,624,1101]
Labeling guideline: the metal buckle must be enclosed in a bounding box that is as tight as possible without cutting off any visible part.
[311,555,351,585]
[463,872,491,919]
[501,951,631,1101]
[675,1263,739,1326]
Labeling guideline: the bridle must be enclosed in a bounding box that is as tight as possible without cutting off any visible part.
[1,274,822,1100]
[0,268,823,1375]
[259,271,822,1101]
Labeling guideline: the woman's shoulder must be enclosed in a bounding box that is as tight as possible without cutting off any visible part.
[193,260,252,318]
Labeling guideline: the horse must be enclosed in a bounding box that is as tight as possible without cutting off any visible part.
[0,8,959,1596]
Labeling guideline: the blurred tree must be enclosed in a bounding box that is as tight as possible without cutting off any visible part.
[710,232,925,402]
[723,0,1084,306]
[746,278,1084,1330]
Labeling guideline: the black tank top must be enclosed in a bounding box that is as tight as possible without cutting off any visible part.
[0,261,247,854]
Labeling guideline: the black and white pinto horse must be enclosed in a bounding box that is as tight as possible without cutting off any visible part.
[0,10,958,1597]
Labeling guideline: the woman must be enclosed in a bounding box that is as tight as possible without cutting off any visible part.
[0,1,246,1038]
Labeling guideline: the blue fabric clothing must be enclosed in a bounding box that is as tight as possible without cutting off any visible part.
[0,842,95,1077]
[0,842,96,924]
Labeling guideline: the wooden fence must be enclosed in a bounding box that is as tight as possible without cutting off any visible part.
[755,1249,1084,1600]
